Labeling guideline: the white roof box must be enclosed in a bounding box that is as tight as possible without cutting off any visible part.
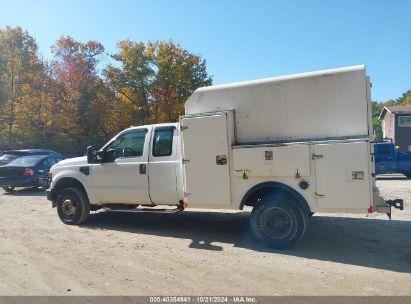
[185,65,370,144]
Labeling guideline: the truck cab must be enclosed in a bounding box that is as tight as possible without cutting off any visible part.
[374,142,397,175]
[48,123,184,210]
[374,142,411,177]
[90,123,183,206]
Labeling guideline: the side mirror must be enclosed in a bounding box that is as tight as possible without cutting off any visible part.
[87,145,99,164]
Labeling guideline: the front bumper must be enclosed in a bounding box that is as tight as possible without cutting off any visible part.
[46,186,58,208]
[46,188,52,201]
[46,188,57,208]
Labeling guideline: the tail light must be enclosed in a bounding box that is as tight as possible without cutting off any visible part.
[23,168,34,176]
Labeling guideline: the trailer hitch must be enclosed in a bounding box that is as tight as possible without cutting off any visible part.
[378,199,404,220]
[386,199,404,210]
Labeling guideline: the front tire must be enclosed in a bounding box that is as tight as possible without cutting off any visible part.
[56,187,90,225]
[250,195,307,249]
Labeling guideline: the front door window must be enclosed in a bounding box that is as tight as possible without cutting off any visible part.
[104,130,147,162]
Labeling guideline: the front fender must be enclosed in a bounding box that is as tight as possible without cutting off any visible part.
[51,167,98,204]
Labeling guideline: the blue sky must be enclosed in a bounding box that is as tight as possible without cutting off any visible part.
[0,0,410,101]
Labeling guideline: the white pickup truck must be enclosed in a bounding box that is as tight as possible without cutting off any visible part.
[47,65,403,248]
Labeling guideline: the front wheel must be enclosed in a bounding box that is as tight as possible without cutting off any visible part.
[250,195,307,249]
[56,187,90,225]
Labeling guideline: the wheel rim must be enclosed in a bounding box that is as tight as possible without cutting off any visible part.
[260,207,293,239]
[61,198,77,218]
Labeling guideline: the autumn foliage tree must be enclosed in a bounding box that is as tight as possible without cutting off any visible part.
[0,26,44,147]
[0,27,214,154]
[50,36,116,153]
[104,40,213,125]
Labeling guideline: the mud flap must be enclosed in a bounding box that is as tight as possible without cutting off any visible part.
[376,204,392,220]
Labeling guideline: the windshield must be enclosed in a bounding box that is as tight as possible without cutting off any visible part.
[8,156,42,166]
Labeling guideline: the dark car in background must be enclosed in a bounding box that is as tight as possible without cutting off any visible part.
[0,149,65,166]
[0,155,64,192]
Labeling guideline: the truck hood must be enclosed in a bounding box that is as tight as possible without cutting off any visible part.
[56,156,87,167]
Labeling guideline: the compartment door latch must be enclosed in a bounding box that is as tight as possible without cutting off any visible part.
[312,154,323,160]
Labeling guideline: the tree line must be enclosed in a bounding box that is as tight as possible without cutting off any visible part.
[1,26,408,154]
[0,26,212,155]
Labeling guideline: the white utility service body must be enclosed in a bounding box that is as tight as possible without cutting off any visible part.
[47,65,397,248]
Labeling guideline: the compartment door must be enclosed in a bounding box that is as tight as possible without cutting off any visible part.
[314,142,371,210]
[181,114,231,206]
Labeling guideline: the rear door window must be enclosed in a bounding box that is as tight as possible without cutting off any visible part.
[48,157,60,167]
[42,158,53,169]
[152,127,174,157]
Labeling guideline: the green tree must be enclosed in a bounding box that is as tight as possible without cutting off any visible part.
[104,40,154,125]
[395,90,411,105]
[104,39,213,125]
[148,40,213,122]
[371,102,384,141]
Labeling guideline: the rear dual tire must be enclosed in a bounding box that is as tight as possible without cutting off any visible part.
[250,195,307,249]
[56,187,90,225]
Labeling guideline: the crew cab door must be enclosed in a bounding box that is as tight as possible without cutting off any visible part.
[90,127,151,204]
[148,126,179,204]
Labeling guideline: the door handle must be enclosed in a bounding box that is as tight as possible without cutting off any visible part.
[312,154,323,160]
[139,164,146,174]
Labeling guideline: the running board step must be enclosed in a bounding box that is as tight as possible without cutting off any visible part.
[103,205,184,213]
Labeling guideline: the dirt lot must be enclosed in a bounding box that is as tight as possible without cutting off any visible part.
[0,177,410,296]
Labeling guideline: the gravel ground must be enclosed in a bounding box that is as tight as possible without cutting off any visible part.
[0,177,410,295]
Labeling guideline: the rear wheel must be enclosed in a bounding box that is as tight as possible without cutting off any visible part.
[56,187,90,225]
[2,186,15,193]
[250,195,307,249]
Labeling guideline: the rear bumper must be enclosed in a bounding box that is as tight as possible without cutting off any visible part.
[0,176,40,188]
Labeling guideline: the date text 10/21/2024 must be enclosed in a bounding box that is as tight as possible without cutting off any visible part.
[149,297,257,303]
